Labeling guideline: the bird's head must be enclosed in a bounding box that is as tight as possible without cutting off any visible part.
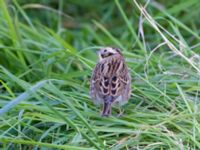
[98,47,121,61]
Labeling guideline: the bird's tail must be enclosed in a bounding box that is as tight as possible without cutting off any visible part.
[101,96,113,117]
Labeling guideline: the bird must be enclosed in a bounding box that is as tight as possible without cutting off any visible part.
[90,47,131,117]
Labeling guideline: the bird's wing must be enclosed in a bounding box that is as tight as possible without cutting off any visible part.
[90,56,131,104]
[90,62,105,102]
[109,59,131,101]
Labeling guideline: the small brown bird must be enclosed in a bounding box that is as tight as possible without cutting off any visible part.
[90,47,131,116]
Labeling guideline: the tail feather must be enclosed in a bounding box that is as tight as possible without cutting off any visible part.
[101,96,113,117]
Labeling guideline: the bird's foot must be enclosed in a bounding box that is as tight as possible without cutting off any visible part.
[117,108,124,117]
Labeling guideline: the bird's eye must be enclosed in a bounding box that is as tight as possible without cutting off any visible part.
[104,49,107,52]
[101,52,113,58]
[107,52,113,56]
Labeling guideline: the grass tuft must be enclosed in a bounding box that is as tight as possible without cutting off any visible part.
[0,0,200,149]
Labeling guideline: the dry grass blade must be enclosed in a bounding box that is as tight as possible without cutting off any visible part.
[133,0,200,74]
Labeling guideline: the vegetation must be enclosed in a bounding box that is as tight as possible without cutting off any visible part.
[0,0,200,149]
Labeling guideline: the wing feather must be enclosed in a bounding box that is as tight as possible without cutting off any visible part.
[90,54,131,104]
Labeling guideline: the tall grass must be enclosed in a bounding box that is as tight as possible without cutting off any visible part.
[0,0,200,149]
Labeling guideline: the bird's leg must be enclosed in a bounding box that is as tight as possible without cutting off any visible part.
[101,96,113,117]
[108,106,112,115]
[101,102,111,117]
[117,107,124,117]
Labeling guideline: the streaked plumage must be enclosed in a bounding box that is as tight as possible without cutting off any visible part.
[90,47,131,116]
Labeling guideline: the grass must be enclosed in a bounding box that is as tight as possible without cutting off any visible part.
[0,0,200,149]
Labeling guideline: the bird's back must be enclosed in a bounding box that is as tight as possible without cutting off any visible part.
[90,54,131,105]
